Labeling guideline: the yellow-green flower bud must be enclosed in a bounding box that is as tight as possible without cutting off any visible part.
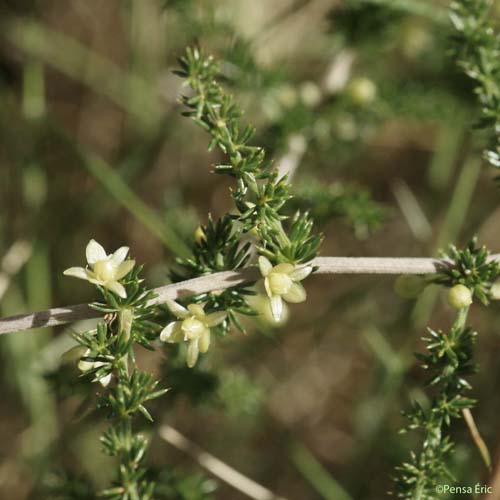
[394,275,426,299]
[447,284,473,309]
[346,77,377,106]
[194,226,206,245]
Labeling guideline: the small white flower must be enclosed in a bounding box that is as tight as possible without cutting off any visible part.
[159,300,227,368]
[78,348,112,387]
[63,239,135,299]
[258,256,312,322]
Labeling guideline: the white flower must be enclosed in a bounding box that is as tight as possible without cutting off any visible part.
[78,348,112,387]
[258,256,312,322]
[160,300,227,368]
[63,239,135,299]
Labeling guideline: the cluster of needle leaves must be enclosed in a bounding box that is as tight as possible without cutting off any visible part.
[72,267,167,499]
[171,47,323,332]
[175,47,322,266]
[434,237,500,304]
[392,241,498,498]
[450,0,500,172]
[62,47,325,498]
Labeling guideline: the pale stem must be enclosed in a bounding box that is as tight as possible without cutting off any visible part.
[1,253,499,336]
[159,425,287,500]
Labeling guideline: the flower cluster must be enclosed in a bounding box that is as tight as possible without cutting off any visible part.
[60,45,322,497]
[169,47,321,355]
[393,240,498,498]
[63,239,166,498]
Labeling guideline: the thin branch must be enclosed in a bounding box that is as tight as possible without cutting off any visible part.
[485,450,500,500]
[159,425,288,500]
[391,179,432,242]
[1,254,499,336]
[463,408,492,471]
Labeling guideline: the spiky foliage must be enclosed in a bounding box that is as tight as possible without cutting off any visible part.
[392,240,498,498]
[171,47,323,333]
[175,47,323,266]
[72,267,167,499]
[433,237,499,304]
[393,322,478,498]
[171,214,257,333]
[450,0,500,172]
[61,47,326,498]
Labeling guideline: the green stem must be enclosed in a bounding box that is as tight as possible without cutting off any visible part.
[453,306,469,331]
[80,149,191,258]
[290,442,353,500]
[361,0,449,25]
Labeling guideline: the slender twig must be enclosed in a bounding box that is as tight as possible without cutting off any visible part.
[1,254,500,336]
[462,408,492,471]
[485,452,500,500]
[391,179,432,242]
[159,425,288,500]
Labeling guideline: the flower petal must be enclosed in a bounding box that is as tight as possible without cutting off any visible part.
[85,268,105,285]
[63,267,89,280]
[187,339,199,368]
[199,329,210,353]
[166,299,189,319]
[264,277,272,298]
[78,349,94,371]
[86,239,107,265]
[290,265,313,282]
[270,295,283,322]
[78,359,94,371]
[265,299,289,326]
[115,260,135,280]
[160,321,182,342]
[187,303,205,319]
[111,246,129,265]
[87,276,104,286]
[205,311,227,327]
[258,256,272,277]
[274,263,294,275]
[283,282,306,303]
[99,373,112,387]
[106,281,127,299]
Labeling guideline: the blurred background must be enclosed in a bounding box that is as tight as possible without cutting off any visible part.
[1,0,500,498]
